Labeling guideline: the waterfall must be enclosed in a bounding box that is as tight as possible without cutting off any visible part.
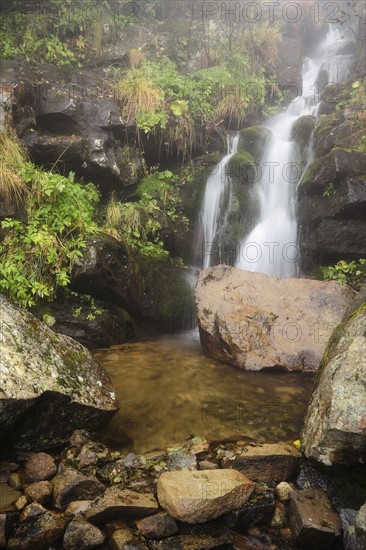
[195,133,239,269]
[234,25,354,278]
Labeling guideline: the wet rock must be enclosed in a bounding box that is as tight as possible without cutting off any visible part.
[220,483,275,532]
[0,295,118,451]
[232,532,274,550]
[135,512,178,539]
[167,450,197,472]
[65,500,93,517]
[86,487,158,524]
[25,481,52,505]
[24,452,57,483]
[221,443,301,482]
[339,508,359,550]
[276,482,294,502]
[198,461,219,471]
[149,532,234,549]
[355,503,366,549]
[238,126,272,161]
[157,469,254,524]
[288,488,341,549]
[196,266,355,372]
[270,502,287,528]
[109,526,149,549]
[52,468,105,511]
[63,519,106,549]
[302,304,366,465]
[0,511,18,548]
[8,472,23,491]
[0,462,18,484]
[14,496,28,511]
[7,508,68,550]
[19,503,46,521]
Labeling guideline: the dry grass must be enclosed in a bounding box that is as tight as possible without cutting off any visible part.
[114,70,164,125]
[128,48,145,68]
[0,131,28,207]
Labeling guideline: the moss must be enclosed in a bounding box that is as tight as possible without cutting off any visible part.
[238,126,272,160]
[313,112,344,158]
[227,151,255,185]
[291,115,316,147]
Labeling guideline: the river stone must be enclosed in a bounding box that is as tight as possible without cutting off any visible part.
[355,503,366,548]
[63,519,106,549]
[135,512,178,539]
[7,508,68,550]
[288,488,341,549]
[24,452,57,483]
[195,266,355,371]
[221,443,301,482]
[0,294,118,450]
[220,482,275,532]
[157,469,254,524]
[52,467,105,511]
[301,304,366,465]
[24,481,52,505]
[109,526,149,549]
[0,512,18,548]
[86,487,158,524]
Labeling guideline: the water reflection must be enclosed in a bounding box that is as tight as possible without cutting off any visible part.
[94,333,314,454]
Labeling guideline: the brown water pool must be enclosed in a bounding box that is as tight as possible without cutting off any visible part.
[94,332,314,454]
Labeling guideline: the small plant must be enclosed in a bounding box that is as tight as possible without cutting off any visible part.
[323,183,336,198]
[321,259,366,289]
[0,131,28,207]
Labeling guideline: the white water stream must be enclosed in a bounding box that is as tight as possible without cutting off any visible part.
[235,26,354,277]
[196,25,354,278]
[196,133,239,269]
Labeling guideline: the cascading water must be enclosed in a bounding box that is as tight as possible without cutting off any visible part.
[195,133,239,269]
[234,25,354,278]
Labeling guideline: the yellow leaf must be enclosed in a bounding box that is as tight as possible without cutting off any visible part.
[292,439,301,450]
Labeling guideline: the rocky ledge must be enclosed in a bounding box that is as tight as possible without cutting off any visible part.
[0,431,365,550]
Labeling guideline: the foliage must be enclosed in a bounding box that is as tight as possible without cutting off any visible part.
[0,0,135,67]
[103,170,188,258]
[0,131,28,207]
[0,161,99,307]
[321,259,366,289]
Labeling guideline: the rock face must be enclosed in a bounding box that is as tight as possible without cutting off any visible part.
[195,266,355,371]
[0,294,118,451]
[301,302,366,465]
[156,469,254,523]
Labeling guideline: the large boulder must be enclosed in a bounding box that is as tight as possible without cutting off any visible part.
[301,300,366,465]
[195,266,355,372]
[0,294,118,451]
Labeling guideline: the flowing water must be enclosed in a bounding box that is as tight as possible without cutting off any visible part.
[195,134,239,269]
[235,26,354,277]
[95,334,313,454]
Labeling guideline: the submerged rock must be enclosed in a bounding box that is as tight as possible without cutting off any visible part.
[195,266,355,371]
[7,507,68,550]
[301,302,366,465]
[0,294,118,451]
[157,469,254,524]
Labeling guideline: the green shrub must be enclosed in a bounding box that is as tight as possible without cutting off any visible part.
[321,259,366,290]
[0,163,99,307]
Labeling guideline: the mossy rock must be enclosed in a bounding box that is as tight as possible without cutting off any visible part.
[227,151,256,186]
[291,115,316,146]
[313,112,345,158]
[298,147,366,195]
[237,126,272,161]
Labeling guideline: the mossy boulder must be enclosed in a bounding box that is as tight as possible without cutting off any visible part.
[312,113,345,158]
[298,148,366,195]
[227,151,256,186]
[290,115,316,146]
[302,299,366,465]
[237,127,272,161]
[0,294,119,451]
